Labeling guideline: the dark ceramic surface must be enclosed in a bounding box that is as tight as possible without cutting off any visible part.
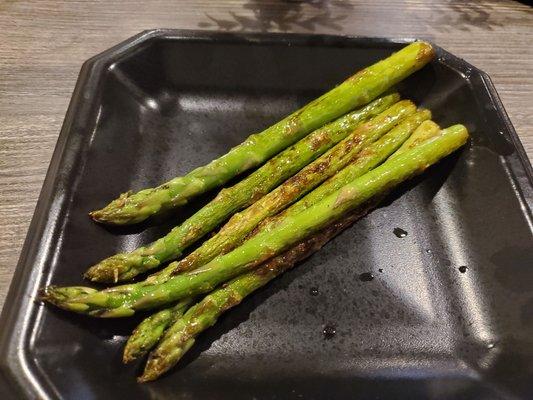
[0,30,532,400]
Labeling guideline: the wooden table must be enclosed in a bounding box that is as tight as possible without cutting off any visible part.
[0,0,531,310]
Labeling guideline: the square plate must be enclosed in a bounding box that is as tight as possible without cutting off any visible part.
[1,30,532,400]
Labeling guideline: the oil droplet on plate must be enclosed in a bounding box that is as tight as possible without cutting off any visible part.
[323,325,336,339]
[459,266,468,273]
[359,272,374,282]
[487,342,495,349]
[393,227,408,238]
[426,249,432,254]
[309,287,319,296]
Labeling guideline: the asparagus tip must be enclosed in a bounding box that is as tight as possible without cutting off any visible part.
[122,349,137,364]
[88,191,143,225]
[38,286,55,303]
[38,285,100,314]
[88,205,119,224]
[84,254,130,283]
[137,363,160,383]
[123,332,148,363]
[39,285,97,303]
[137,375,153,383]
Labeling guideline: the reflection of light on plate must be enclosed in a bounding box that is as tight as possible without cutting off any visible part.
[88,106,103,146]
[145,98,158,110]
[177,92,297,115]
[431,185,494,344]
[360,212,435,322]
[105,335,126,346]
[119,233,150,253]
[21,191,69,400]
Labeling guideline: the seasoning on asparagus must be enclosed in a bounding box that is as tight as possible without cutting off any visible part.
[90,41,434,225]
[122,298,193,363]
[389,120,440,159]
[166,100,417,275]
[138,205,374,382]
[40,124,468,317]
[84,94,400,283]
[255,115,439,232]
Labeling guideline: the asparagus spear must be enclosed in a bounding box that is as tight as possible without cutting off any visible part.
[125,113,437,356]
[165,100,417,276]
[123,112,433,360]
[90,42,434,225]
[138,205,373,382]
[122,298,193,363]
[40,124,468,317]
[256,117,440,232]
[85,94,401,283]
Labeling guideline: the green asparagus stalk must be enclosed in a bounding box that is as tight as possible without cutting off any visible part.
[256,116,440,232]
[122,298,193,363]
[40,124,468,317]
[127,113,437,352]
[389,120,440,159]
[138,205,373,382]
[85,94,401,283]
[90,42,434,225]
[164,100,417,276]
[125,113,434,356]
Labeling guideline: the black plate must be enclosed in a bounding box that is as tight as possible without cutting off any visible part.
[1,30,532,400]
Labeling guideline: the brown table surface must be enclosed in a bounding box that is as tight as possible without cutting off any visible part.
[0,0,532,311]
